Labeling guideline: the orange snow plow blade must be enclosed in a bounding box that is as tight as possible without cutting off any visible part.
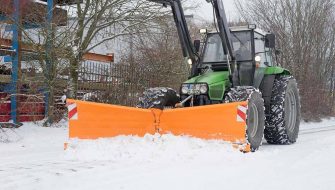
[67,99,248,148]
[159,103,247,142]
[67,100,156,139]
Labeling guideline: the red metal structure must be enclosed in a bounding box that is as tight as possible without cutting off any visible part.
[1,0,111,123]
[0,0,73,123]
[0,93,45,122]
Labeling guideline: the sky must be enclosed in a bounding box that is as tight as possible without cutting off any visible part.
[189,0,239,22]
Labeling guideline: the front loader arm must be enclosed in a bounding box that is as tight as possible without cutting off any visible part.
[149,0,199,74]
[210,0,234,61]
[209,0,240,85]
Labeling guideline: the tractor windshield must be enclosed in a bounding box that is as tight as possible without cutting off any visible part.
[202,31,252,63]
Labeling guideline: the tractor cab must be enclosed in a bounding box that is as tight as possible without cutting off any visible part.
[198,25,276,88]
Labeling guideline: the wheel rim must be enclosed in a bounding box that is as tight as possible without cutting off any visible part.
[248,102,259,138]
[286,90,297,133]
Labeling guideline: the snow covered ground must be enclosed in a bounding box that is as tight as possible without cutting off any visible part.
[1,118,335,190]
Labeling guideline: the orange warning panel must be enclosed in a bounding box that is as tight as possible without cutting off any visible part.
[159,102,248,144]
[67,99,156,139]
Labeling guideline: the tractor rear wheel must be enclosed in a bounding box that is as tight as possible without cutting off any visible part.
[137,87,179,110]
[264,75,301,144]
[225,87,265,151]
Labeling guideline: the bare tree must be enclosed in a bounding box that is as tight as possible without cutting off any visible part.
[62,0,166,98]
[236,0,335,120]
[15,25,68,125]
[124,16,189,89]
[119,1,201,90]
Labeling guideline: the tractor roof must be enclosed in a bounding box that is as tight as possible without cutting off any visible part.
[208,25,269,36]
[230,26,269,36]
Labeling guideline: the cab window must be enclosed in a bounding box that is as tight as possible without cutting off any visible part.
[254,32,273,66]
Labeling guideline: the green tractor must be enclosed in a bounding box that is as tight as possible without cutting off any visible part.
[138,0,300,151]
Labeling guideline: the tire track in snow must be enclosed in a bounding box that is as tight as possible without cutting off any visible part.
[0,160,111,190]
[299,125,335,135]
[0,160,107,177]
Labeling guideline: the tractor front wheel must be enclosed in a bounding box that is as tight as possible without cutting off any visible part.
[225,87,265,151]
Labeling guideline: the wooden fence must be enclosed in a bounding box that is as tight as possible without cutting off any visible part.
[77,62,157,106]
[0,61,158,122]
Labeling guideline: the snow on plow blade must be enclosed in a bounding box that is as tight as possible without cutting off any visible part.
[67,99,249,150]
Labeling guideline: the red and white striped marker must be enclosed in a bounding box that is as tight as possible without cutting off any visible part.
[237,104,247,122]
[67,103,78,120]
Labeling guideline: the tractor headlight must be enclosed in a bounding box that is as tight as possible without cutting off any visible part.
[187,59,193,65]
[181,85,189,94]
[181,83,208,95]
[195,84,201,91]
[199,84,208,94]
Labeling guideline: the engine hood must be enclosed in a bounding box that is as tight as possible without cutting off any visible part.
[184,71,230,85]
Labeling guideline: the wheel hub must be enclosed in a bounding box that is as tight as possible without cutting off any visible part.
[248,102,259,138]
[286,90,297,133]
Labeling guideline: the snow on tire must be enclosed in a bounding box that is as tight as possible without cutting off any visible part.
[225,86,265,151]
[137,87,179,110]
[264,75,301,144]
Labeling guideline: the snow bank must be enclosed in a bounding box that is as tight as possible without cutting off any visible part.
[301,117,335,129]
[64,134,243,163]
[1,120,67,143]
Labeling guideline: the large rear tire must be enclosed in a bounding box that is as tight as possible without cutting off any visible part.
[264,75,301,144]
[137,87,179,110]
[225,87,265,151]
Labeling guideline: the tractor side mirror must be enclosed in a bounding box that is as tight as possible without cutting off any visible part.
[194,40,201,52]
[265,33,276,48]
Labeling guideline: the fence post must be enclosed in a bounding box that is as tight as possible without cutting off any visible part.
[10,0,21,124]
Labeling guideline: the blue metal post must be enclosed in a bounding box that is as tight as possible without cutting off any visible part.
[45,0,54,118]
[10,0,20,124]
[0,15,8,22]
